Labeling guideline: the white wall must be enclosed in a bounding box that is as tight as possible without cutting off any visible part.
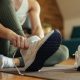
[64,18,80,39]
[56,0,80,39]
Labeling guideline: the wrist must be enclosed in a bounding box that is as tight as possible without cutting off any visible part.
[6,28,18,41]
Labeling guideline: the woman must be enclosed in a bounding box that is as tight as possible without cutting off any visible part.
[0,0,62,72]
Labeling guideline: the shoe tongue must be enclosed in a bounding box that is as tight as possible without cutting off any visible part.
[27,36,41,45]
[78,45,80,52]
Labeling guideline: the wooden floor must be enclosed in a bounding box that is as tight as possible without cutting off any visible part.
[0,72,44,80]
[0,59,75,80]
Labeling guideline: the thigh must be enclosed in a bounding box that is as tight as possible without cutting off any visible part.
[0,38,10,56]
[0,0,24,36]
[0,0,24,57]
[44,45,69,66]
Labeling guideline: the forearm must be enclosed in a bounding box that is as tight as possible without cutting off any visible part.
[0,23,20,42]
[0,23,28,49]
[32,25,44,39]
[0,23,13,40]
[29,0,44,38]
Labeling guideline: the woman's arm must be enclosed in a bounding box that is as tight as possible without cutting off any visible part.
[28,0,44,39]
[0,23,16,40]
[0,23,28,49]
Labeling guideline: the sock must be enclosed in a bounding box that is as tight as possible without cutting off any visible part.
[0,55,15,68]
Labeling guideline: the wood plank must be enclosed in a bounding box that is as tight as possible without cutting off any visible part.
[60,58,75,65]
[0,72,45,80]
[0,58,75,80]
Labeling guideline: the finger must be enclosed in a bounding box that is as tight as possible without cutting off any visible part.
[16,35,20,48]
[24,38,29,49]
[13,39,17,47]
[11,37,17,47]
[20,36,25,49]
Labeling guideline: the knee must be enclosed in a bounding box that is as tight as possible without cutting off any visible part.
[57,45,69,60]
[44,45,69,66]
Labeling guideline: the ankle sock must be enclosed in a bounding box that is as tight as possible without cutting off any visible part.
[0,55,15,68]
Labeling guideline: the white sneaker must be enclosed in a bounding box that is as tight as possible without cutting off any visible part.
[0,55,15,68]
[0,55,3,68]
[74,45,80,70]
[0,30,61,73]
[20,30,61,72]
[20,35,41,70]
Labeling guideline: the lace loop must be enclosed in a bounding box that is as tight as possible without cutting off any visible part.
[13,50,24,75]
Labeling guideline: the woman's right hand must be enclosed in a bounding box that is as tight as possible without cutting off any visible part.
[7,29,29,49]
[0,23,29,49]
[0,23,28,49]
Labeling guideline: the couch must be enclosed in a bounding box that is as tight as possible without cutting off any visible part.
[62,26,80,57]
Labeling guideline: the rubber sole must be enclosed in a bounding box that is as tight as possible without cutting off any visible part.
[26,30,62,72]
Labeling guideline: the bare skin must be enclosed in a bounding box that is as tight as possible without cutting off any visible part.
[0,0,44,48]
[14,0,44,66]
[13,0,44,39]
[0,0,44,66]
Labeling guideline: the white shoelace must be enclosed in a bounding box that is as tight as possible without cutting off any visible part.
[12,36,41,75]
[13,50,24,75]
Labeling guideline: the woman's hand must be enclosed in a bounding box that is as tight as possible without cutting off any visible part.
[28,0,44,39]
[0,23,29,49]
[7,29,29,49]
[32,26,44,39]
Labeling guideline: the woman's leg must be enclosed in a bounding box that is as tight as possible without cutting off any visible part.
[0,0,24,56]
[44,45,69,66]
[0,50,24,68]
[24,30,62,72]
[0,0,24,35]
[0,30,61,71]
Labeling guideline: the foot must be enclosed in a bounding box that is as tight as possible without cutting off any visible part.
[21,30,61,72]
[20,35,41,69]
[0,55,15,68]
[26,30,61,72]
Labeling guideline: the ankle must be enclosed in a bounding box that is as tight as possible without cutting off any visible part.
[13,58,20,66]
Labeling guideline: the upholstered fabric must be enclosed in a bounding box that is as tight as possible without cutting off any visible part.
[62,26,80,57]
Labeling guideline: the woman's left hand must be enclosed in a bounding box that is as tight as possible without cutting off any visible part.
[32,26,44,39]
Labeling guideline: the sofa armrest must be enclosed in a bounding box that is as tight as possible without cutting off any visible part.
[62,39,80,57]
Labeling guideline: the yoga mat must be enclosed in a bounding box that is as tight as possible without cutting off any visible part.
[0,65,80,80]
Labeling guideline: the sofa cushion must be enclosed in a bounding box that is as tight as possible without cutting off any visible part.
[71,26,80,39]
[62,39,80,57]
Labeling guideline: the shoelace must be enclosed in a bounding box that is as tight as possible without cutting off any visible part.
[13,50,24,75]
[12,37,41,74]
